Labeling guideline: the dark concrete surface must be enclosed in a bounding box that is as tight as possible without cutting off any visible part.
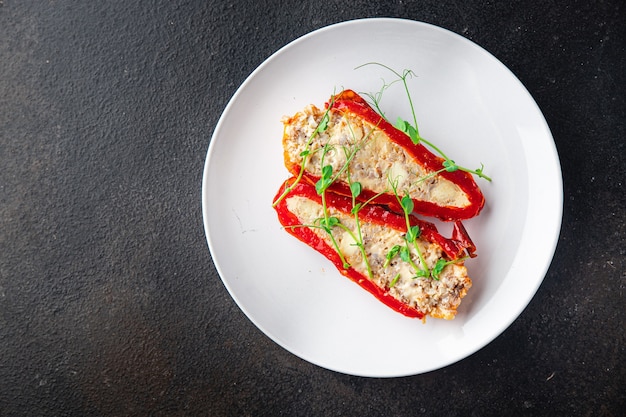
[1,1,624,416]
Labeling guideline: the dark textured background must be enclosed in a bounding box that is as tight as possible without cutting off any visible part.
[1,1,624,416]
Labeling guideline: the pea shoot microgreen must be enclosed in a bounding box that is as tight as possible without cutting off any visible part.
[350,181,362,200]
[387,175,431,279]
[312,121,380,276]
[430,256,468,280]
[389,273,401,288]
[315,164,334,194]
[318,111,330,132]
[356,62,492,182]
[383,245,401,268]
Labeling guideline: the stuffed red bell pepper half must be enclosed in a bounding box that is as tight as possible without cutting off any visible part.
[273,179,475,321]
[281,89,485,221]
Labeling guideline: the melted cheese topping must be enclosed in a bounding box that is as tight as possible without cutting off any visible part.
[283,105,470,209]
[285,195,472,320]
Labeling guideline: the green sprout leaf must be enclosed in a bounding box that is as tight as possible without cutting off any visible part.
[321,164,333,179]
[384,245,402,268]
[429,257,468,280]
[315,178,327,194]
[414,269,430,278]
[406,225,421,243]
[442,159,458,172]
[389,273,401,288]
[315,164,334,194]
[431,259,446,280]
[350,181,362,198]
[395,117,420,144]
[325,216,339,228]
[394,117,407,132]
[399,246,411,263]
[318,112,330,132]
[318,216,339,233]
[400,195,414,215]
[405,124,419,144]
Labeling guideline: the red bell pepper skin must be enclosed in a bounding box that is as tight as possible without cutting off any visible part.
[296,89,485,221]
[273,178,477,319]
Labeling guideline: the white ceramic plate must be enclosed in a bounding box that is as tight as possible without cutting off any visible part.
[202,18,562,377]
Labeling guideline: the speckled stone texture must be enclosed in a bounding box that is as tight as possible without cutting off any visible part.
[1,1,624,416]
